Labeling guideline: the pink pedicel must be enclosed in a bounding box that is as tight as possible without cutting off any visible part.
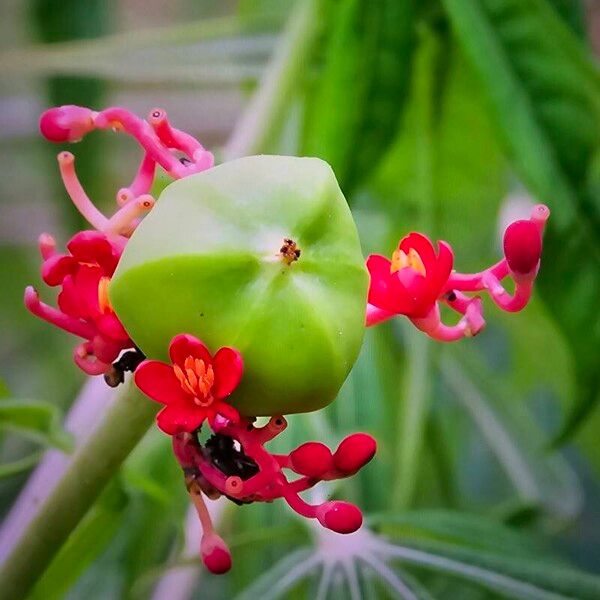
[134,334,242,435]
[366,204,550,340]
[171,414,376,573]
[25,231,133,376]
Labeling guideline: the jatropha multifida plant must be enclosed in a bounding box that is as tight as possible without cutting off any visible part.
[26,104,548,574]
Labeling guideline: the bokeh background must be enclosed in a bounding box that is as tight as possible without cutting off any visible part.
[1,1,599,598]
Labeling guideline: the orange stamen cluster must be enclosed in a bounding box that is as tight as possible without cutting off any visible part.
[174,356,215,406]
[98,276,113,314]
[390,248,426,276]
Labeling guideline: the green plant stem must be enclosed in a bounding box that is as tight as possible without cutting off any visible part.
[0,384,157,598]
[223,0,321,160]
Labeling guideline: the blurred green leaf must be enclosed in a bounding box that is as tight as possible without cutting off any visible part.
[439,352,582,522]
[303,0,416,191]
[372,509,547,558]
[29,480,129,600]
[0,398,73,452]
[440,0,600,442]
[0,452,42,478]
[375,512,600,599]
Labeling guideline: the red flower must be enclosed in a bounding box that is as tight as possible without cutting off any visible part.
[367,232,453,319]
[25,230,132,375]
[134,334,242,435]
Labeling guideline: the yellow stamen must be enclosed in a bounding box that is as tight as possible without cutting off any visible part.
[390,248,426,276]
[98,277,113,314]
[408,248,426,276]
[173,355,215,405]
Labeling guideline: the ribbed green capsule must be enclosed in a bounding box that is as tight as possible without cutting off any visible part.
[110,155,368,416]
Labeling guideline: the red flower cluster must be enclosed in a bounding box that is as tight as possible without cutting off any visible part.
[366,204,549,341]
[135,334,242,434]
[25,231,133,375]
[26,105,214,376]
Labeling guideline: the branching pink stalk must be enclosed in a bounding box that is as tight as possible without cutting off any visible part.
[170,418,376,574]
[366,204,550,341]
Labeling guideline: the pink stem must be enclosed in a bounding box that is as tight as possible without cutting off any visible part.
[445,259,509,292]
[38,234,56,260]
[148,108,207,159]
[116,154,156,205]
[282,487,319,519]
[365,304,395,327]
[189,484,216,538]
[481,272,533,312]
[24,287,95,340]
[57,152,109,231]
[104,195,155,236]
[411,302,484,342]
[94,108,193,179]
[249,416,287,445]
[273,454,291,468]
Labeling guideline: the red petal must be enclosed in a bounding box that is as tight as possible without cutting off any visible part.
[95,313,130,342]
[134,360,189,406]
[169,334,212,367]
[503,220,542,275]
[413,240,453,317]
[212,347,243,399]
[157,404,206,435]
[67,231,120,275]
[57,275,86,319]
[74,265,103,318]
[399,232,436,270]
[41,254,77,286]
[366,254,415,315]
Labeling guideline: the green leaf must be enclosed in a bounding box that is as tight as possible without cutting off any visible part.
[371,509,546,559]
[0,399,73,452]
[439,352,582,522]
[303,0,416,191]
[374,512,600,599]
[440,0,600,442]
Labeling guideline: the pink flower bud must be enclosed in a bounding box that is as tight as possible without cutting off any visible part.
[316,501,362,534]
[503,220,542,276]
[333,433,377,474]
[39,105,95,142]
[201,534,232,575]
[289,442,334,477]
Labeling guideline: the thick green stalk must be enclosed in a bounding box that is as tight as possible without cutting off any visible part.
[0,384,157,598]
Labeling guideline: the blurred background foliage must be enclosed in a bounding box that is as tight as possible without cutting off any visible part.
[0,0,599,598]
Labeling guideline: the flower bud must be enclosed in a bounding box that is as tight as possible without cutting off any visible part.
[39,105,96,142]
[200,533,232,575]
[316,500,362,534]
[503,220,542,277]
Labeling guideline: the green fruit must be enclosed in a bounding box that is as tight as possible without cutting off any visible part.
[110,155,368,416]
